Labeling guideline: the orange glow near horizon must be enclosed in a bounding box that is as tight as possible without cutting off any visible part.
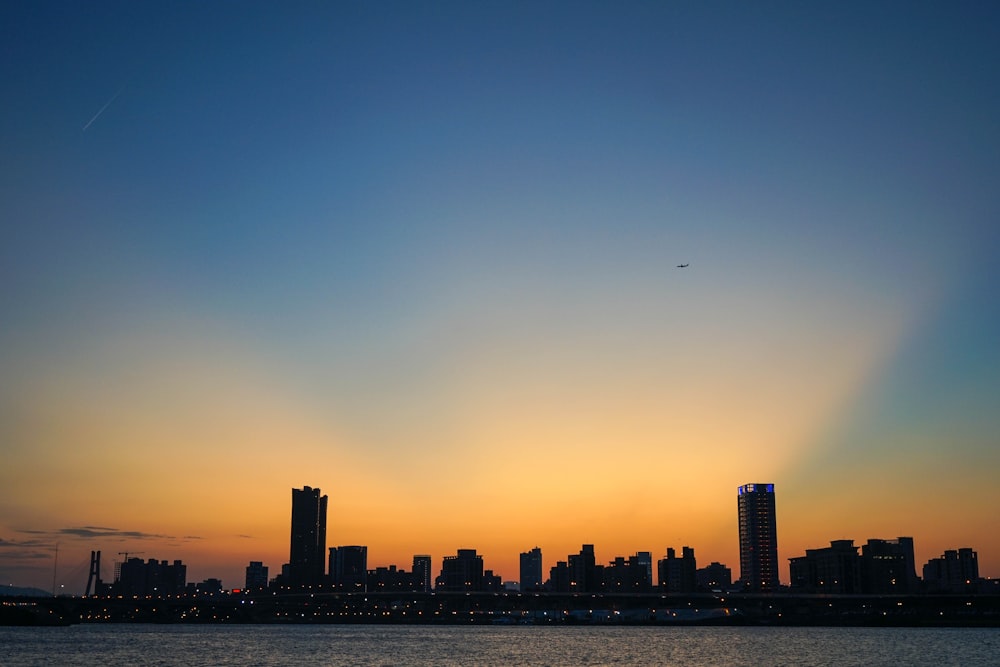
[3,295,998,592]
[4,2,1000,601]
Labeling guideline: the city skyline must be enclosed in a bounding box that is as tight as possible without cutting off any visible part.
[3,481,992,595]
[2,3,999,592]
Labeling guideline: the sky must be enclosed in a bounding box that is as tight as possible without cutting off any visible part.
[1,1,999,594]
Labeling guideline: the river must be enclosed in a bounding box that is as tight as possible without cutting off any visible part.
[2,624,998,666]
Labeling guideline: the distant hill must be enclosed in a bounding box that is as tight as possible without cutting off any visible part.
[2,585,52,597]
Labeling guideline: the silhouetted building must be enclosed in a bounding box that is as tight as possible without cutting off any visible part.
[195,578,224,596]
[737,483,779,592]
[861,537,918,593]
[289,485,328,588]
[568,544,604,593]
[436,549,485,592]
[329,546,367,591]
[548,560,571,592]
[923,548,979,592]
[658,547,697,594]
[245,561,269,590]
[544,545,608,593]
[114,557,186,597]
[789,539,862,593]
[634,552,653,591]
[606,556,629,592]
[413,555,432,592]
[368,565,423,592]
[607,553,653,593]
[520,547,543,592]
[696,561,733,591]
[482,569,503,592]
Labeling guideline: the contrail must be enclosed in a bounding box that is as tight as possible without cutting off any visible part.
[83,85,126,131]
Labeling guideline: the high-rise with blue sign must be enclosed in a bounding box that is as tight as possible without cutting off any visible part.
[738,483,778,592]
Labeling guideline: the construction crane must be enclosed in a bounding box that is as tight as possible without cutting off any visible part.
[114,552,144,584]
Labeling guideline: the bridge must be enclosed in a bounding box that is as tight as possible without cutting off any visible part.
[4,591,1000,626]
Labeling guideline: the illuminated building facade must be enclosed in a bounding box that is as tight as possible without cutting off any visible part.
[737,483,779,592]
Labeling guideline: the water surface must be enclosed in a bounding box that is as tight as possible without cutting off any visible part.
[2,624,998,666]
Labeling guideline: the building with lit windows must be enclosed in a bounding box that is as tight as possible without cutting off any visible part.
[568,544,602,593]
[329,545,367,591]
[413,555,432,592]
[737,483,779,592]
[367,564,422,591]
[607,552,653,593]
[923,548,979,592]
[113,557,186,597]
[434,549,502,592]
[788,539,861,594]
[861,537,918,593]
[659,546,697,594]
[519,547,543,592]
[696,561,733,591]
[790,537,919,594]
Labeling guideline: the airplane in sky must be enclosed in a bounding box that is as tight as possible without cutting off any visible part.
[676,263,689,268]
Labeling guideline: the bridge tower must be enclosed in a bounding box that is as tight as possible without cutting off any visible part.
[85,550,102,596]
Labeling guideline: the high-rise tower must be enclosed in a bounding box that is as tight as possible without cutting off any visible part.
[737,483,778,592]
[413,555,432,592]
[519,547,543,592]
[289,485,328,588]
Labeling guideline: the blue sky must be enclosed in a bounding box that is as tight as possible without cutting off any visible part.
[2,1,998,589]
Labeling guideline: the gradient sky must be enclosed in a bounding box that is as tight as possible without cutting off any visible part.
[2,1,998,593]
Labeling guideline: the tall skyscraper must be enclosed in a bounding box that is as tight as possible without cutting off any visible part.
[519,547,543,592]
[289,485,328,588]
[568,544,600,593]
[737,483,778,592]
[412,555,432,592]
